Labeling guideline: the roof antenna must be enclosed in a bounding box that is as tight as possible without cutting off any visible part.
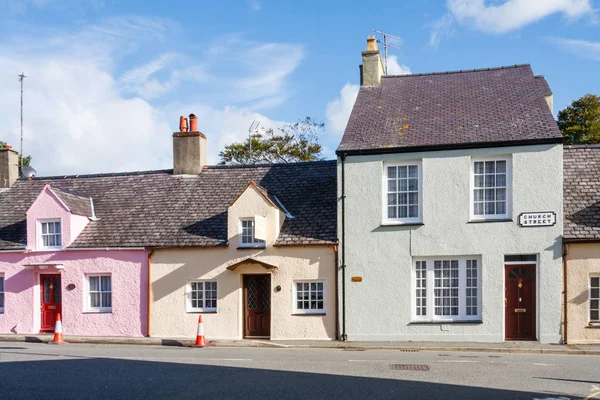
[18,72,26,171]
[373,30,402,75]
[248,120,260,164]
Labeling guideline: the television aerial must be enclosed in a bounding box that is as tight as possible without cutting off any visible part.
[18,72,38,179]
[373,30,402,75]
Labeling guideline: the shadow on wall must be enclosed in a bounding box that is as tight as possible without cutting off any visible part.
[0,357,572,400]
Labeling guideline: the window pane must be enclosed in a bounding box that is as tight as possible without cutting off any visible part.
[101,276,111,291]
[399,193,408,205]
[0,277,4,292]
[399,179,407,191]
[485,202,495,214]
[398,166,407,178]
[496,188,506,201]
[592,277,600,288]
[485,161,495,173]
[408,165,418,178]
[496,174,506,187]
[102,292,112,308]
[42,223,48,234]
[474,175,484,188]
[474,203,484,215]
[485,175,495,188]
[408,179,418,191]
[496,202,506,215]
[399,206,408,218]
[592,310,599,321]
[496,161,506,173]
[592,289,600,299]
[91,293,101,308]
[387,193,397,206]
[408,205,418,218]
[408,192,418,205]
[387,166,397,179]
[388,180,397,192]
[388,207,397,219]
[0,293,4,308]
[474,162,484,174]
[89,276,99,291]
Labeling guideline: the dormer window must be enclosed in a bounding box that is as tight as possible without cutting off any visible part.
[39,219,62,249]
[240,218,265,248]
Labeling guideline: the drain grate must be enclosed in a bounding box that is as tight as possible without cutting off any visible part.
[390,364,430,371]
[398,349,420,353]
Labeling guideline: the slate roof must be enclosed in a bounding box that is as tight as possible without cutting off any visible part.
[0,161,337,250]
[338,64,562,153]
[564,145,600,242]
[50,186,94,217]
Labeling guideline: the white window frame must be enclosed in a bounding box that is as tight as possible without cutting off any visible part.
[412,257,482,322]
[0,275,4,313]
[38,219,62,250]
[382,160,423,225]
[85,274,112,313]
[293,280,325,315]
[470,156,512,221]
[590,275,600,324]
[186,281,218,313]
[239,218,266,248]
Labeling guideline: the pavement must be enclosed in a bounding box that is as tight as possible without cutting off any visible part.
[1,333,600,355]
[0,342,599,399]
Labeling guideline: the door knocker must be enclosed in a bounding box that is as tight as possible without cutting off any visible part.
[518,279,523,289]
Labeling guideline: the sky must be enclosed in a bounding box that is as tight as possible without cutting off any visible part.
[0,0,598,176]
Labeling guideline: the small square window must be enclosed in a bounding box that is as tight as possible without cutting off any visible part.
[239,218,266,247]
[294,280,325,314]
[39,220,62,249]
[187,281,217,312]
[86,275,111,312]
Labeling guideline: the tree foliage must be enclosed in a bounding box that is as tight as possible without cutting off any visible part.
[557,94,600,145]
[219,117,325,165]
[0,141,32,167]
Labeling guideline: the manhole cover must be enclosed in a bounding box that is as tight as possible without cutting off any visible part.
[390,364,430,371]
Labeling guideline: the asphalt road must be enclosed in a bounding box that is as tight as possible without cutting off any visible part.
[0,342,598,399]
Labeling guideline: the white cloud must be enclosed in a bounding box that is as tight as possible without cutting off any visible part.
[0,17,306,175]
[550,37,600,61]
[325,83,359,138]
[249,0,261,11]
[429,13,456,49]
[447,0,593,34]
[386,55,412,75]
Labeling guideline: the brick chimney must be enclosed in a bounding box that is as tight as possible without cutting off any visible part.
[360,35,384,87]
[173,114,207,175]
[0,146,19,187]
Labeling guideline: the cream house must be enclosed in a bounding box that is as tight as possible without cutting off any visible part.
[563,145,600,344]
[149,124,337,340]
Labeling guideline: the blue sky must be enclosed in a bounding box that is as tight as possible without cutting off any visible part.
[0,0,598,175]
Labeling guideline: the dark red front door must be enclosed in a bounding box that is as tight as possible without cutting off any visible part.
[40,274,62,332]
[505,265,536,340]
[244,275,271,338]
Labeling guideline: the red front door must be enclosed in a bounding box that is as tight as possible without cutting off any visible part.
[505,265,536,340]
[40,274,62,333]
[244,275,271,338]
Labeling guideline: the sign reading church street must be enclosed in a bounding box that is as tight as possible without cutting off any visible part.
[518,212,556,227]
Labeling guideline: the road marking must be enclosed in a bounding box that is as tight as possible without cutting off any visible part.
[584,390,600,400]
[437,360,477,363]
[113,357,252,362]
[531,363,556,366]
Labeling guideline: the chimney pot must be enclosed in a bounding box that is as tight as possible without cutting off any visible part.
[189,114,198,132]
[366,35,378,51]
[179,116,189,132]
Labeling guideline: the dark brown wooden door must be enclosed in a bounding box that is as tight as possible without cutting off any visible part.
[505,265,536,340]
[244,275,270,338]
[40,274,62,332]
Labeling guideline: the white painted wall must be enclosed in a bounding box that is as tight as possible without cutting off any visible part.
[338,144,563,343]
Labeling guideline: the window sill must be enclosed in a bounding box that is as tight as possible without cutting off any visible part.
[409,320,483,325]
[187,311,217,314]
[83,310,112,314]
[467,219,512,224]
[586,323,600,329]
[237,246,266,250]
[292,313,326,316]
[380,222,424,227]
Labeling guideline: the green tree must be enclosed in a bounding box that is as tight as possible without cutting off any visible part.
[0,141,32,167]
[557,94,600,145]
[219,117,325,165]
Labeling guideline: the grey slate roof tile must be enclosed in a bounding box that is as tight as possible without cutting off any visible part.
[564,145,600,241]
[50,186,94,217]
[338,65,562,152]
[0,161,337,249]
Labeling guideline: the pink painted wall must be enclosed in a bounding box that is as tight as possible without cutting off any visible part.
[26,185,89,249]
[0,250,148,337]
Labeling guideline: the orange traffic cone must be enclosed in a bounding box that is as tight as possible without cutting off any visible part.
[50,313,65,344]
[194,315,206,347]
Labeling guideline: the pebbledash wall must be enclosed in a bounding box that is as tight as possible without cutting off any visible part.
[565,243,600,344]
[338,144,563,343]
[0,250,148,336]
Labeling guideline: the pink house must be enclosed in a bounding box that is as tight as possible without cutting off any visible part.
[0,181,148,336]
